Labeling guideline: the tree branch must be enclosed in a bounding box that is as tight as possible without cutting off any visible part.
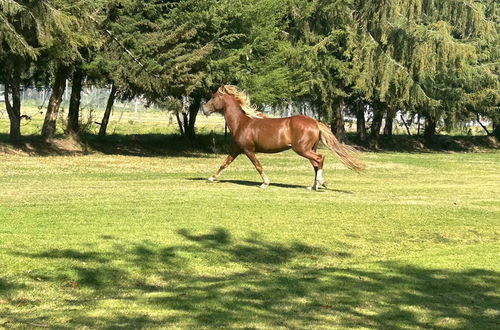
[475,112,490,135]
[87,14,161,79]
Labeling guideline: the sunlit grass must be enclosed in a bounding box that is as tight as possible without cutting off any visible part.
[0,105,227,138]
[0,148,499,328]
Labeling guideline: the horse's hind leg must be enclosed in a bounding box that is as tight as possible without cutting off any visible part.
[311,144,327,189]
[244,150,270,189]
[294,146,325,191]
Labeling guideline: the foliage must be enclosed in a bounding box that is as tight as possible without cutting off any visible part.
[0,0,498,140]
[350,0,499,123]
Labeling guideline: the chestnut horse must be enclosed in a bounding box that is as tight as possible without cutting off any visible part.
[202,85,365,190]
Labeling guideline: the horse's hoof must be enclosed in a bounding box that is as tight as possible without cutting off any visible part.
[259,183,269,189]
[207,177,216,183]
[307,185,319,191]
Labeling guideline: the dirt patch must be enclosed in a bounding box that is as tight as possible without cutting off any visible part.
[0,135,90,156]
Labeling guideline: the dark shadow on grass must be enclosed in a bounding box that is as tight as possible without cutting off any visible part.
[177,227,231,246]
[1,132,497,157]
[4,228,499,328]
[219,179,306,189]
[13,248,108,262]
[0,278,25,295]
[187,177,304,189]
[188,177,353,193]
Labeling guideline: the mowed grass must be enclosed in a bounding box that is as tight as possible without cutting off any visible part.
[0,149,499,329]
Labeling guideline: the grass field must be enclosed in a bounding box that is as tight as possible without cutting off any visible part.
[0,141,499,328]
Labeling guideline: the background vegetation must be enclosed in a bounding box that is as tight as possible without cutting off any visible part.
[0,0,499,147]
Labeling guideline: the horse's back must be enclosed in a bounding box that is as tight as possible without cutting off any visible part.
[289,115,319,131]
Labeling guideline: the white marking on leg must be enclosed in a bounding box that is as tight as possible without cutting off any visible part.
[308,184,318,191]
[317,169,324,183]
[317,169,327,188]
[259,174,270,189]
[308,170,318,191]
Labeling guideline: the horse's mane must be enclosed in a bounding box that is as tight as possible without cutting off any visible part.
[218,85,265,119]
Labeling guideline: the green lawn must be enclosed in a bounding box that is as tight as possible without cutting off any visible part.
[0,148,499,328]
[0,106,229,138]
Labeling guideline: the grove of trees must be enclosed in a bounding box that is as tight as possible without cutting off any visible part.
[1,0,499,145]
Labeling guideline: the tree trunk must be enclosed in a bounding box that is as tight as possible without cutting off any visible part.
[493,121,500,139]
[424,116,437,142]
[330,100,346,142]
[186,95,201,138]
[4,82,21,143]
[98,82,117,138]
[42,64,70,140]
[383,109,395,137]
[356,101,367,142]
[67,65,84,134]
[417,114,421,136]
[182,113,189,135]
[400,113,413,136]
[473,113,490,136]
[175,112,184,135]
[369,105,384,149]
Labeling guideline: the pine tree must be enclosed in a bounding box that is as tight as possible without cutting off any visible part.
[0,0,47,142]
[99,0,290,137]
[350,0,499,143]
[40,0,103,140]
[279,0,355,140]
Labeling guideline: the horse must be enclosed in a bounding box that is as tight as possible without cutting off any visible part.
[202,85,365,190]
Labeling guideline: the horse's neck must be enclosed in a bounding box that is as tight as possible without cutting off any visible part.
[223,100,249,134]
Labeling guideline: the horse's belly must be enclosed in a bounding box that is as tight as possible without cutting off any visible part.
[247,118,292,153]
[254,133,292,153]
[255,144,292,153]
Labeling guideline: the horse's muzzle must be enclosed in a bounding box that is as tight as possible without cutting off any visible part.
[202,105,214,116]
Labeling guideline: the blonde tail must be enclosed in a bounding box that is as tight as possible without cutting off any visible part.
[317,122,366,172]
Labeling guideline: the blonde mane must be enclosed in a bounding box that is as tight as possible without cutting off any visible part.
[218,85,265,119]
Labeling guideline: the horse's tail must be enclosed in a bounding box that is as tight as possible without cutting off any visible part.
[317,122,366,172]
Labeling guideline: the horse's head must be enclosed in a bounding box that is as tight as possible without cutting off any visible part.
[202,90,226,116]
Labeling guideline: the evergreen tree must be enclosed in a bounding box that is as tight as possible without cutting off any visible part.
[0,0,49,142]
[350,0,499,143]
[40,0,104,140]
[280,0,355,140]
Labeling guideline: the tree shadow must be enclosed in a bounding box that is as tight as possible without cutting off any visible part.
[0,278,25,295]
[3,228,499,328]
[1,132,497,157]
[177,227,231,246]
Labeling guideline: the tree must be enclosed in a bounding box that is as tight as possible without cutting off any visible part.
[350,0,499,144]
[0,0,45,142]
[98,0,294,138]
[40,0,103,140]
[281,0,355,141]
[94,0,213,138]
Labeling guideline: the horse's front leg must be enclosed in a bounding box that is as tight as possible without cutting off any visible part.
[208,150,240,182]
[244,150,270,189]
